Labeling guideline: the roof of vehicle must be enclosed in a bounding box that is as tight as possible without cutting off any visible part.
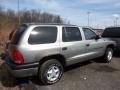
[21,23,94,29]
[23,23,77,27]
[105,26,120,29]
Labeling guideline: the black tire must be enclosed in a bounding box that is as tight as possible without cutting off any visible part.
[38,59,63,85]
[103,48,113,63]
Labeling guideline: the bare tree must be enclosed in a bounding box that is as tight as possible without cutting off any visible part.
[0,5,64,32]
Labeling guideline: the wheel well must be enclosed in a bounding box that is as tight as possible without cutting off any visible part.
[107,44,115,50]
[39,54,66,68]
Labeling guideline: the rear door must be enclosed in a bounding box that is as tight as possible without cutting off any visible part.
[60,27,86,65]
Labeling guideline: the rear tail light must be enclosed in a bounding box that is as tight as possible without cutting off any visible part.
[12,50,24,64]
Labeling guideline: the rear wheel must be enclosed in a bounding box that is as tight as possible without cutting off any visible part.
[38,59,63,85]
[103,48,113,63]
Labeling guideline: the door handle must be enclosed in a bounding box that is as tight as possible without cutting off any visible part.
[62,47,67,50]
[86,44,90,47]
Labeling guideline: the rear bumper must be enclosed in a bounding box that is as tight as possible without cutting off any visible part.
[5,56,39,77]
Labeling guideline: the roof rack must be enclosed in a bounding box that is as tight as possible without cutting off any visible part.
[23,23,76,26]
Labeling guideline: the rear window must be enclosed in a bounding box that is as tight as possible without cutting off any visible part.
[28,26,57,44]
[102,27,120,38]
[11,24,28,44]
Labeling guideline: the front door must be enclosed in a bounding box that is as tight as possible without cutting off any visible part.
[82,28,105,59]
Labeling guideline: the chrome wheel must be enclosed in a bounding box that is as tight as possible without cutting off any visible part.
[107,51,112,61]
[46,66,60,82]
[103,48,113,63]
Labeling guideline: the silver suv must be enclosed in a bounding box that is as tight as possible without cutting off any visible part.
[5,23,116,85]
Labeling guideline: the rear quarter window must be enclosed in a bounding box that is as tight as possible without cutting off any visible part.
[28,26,57,44]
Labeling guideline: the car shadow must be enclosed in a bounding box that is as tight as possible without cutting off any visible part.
[0,53,7,60]
[113,51,120,58]
[0,62,18,87]
[65,60,92,72]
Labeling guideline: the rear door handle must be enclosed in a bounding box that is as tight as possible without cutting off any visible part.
[86,44,90,47]
[62,47,67,50]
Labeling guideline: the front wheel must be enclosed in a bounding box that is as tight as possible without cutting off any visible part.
[103,48,113,63]
[38,59,63,85]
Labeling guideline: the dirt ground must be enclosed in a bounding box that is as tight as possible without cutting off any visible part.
[0,51,120,90]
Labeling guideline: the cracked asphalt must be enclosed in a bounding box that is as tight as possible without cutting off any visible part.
[0,53,120,90]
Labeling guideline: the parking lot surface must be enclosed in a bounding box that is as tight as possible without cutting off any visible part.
[0,54,120,90]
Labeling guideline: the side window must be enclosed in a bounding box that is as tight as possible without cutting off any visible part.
[62,27,82,42]
[28,27,57,44]
[83,28,97,40]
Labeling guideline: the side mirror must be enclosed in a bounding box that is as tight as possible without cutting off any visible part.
[95,35,100,40]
